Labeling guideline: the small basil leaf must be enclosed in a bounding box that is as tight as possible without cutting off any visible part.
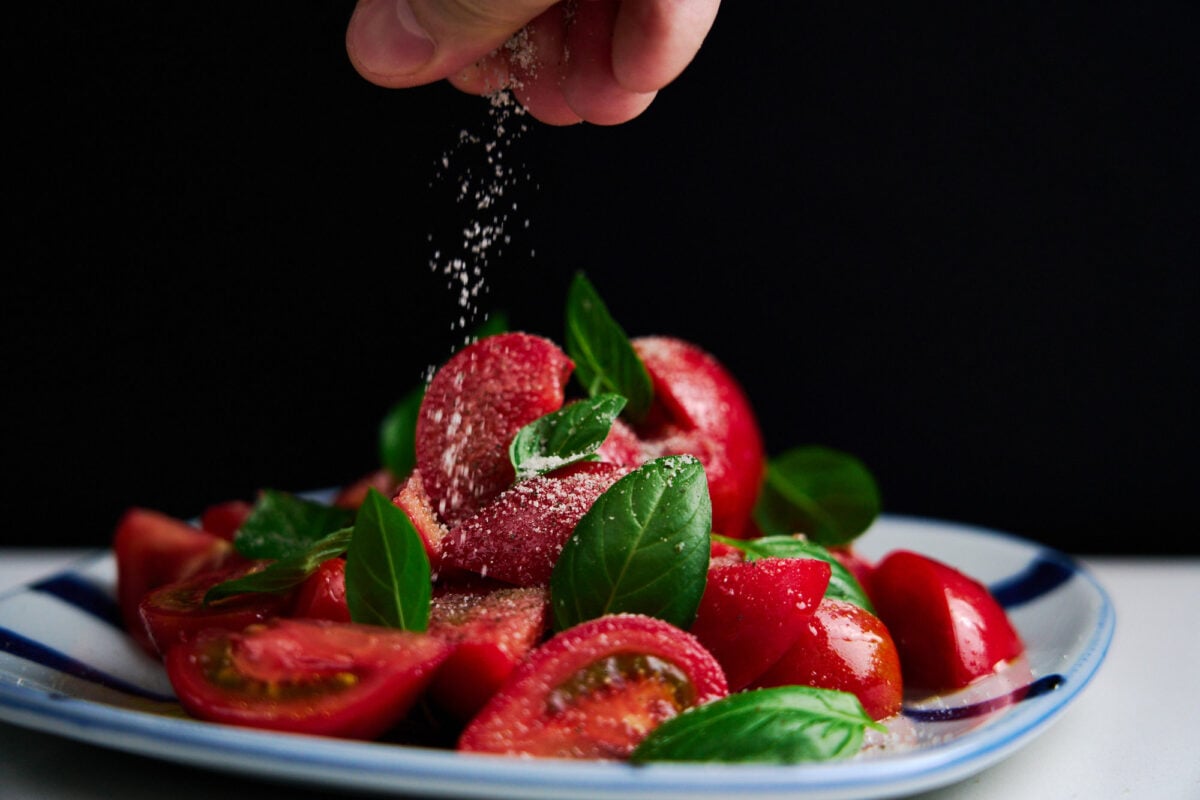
[631,686,885,764]
[713,533,875,613]
[233,489,356,560]
[344,487,431,631]
[550,455,710,631]
[204,527,352,604]
[564,271,653,423]
[509,393,627,481]
[379,386,424,479]
[468,310,509,342]
[753,445,882,546]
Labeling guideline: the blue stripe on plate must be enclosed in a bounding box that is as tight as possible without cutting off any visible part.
[32,573,123,630]
[0,626,175,703]
[989,555,1076,608]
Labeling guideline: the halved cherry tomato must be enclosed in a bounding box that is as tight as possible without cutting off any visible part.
[458,613,728,759]
[139,560,293,657]
[164,617,452,739]
[113,507,234,655]
[426,582,550,720]
[688,556,831,690]
[870,549,1025,692]
[751,597,903,721]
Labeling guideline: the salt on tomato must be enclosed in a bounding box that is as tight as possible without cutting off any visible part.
[164,618,453,739]
[458,613,728,759]
[751,597,903,721]
[425,583,550,720]
[870,549,1025,692]
[688,556,831,691]
[113,507,234,655]
[139,560,293,657]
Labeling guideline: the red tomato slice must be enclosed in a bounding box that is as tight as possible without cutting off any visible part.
[113,507,234,655]
[391,469,451,574]
[290,557,351,623]
[426,583,550,720]
[687,556,831,690]
[139,561,293,657]
[440,461,627,587]
[458,614,728,759]
[870,549,1025,692]
[752,597,903,721]
[333,468,401,510]
[165,618,452,739]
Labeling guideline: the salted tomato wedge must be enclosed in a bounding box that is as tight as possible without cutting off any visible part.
[458,614,728,759]
[164,618,452,739]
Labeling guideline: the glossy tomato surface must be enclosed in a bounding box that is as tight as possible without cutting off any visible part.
[752,597,903,721]
[870,549,1025,692]
[688,556,831,691]
[165,618,452,739]
[458,614,728,759]
[139,560,293,657]
[290,557,351,623]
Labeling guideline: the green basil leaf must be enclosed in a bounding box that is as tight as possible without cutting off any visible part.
[564,271,653,423]
[204,527,352,604]
[631,686,885,764]
[379,386,424,479]
[550,455,710,631]
[753,445,882,546]
[468,310,508,342]
[712,533,875,613]
[344,487,431,631]
[233,489,356,560]
[509,393,627,481]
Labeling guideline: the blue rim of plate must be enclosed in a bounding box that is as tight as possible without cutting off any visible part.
[0,514,1115,800]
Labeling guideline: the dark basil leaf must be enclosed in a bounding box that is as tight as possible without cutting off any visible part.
[344,487,431,631]
[550,455,710,631]
[379,386,424,479]
[204,527,352,604]
[233,489,356,560]
[631,686,885,764]
[754,445,881,546]
[713,534,875,613]
[509,393,627,481]
[563,271,653,423]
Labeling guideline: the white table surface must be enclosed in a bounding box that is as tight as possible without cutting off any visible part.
[1,549,1197,800]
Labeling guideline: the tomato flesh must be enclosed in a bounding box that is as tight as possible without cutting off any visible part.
[165,618,452,739]
[290,557,351,623]
[458,614,727,759]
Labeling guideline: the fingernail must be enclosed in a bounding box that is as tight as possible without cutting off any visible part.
[355,0,436,76]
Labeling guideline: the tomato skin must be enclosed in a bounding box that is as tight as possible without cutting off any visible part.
[139,561,293,657]
[391,469,450,574]
[198,500,253,541]
[751,597,903,721]
[113,507,234,655]
[458,614,728,759]
[290,558,351,623]
[164,618,452,739]
[333,468,401,511]
[870,549,1025,692]
[688,557,831,691]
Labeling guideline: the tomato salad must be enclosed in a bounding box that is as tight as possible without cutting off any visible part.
[113,273,1026,764]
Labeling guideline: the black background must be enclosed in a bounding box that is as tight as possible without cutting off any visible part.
[7,3,1196,555]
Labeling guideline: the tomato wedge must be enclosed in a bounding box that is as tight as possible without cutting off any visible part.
[458,614,728,759]
[870,549,1025,692]
[164,618,452,739]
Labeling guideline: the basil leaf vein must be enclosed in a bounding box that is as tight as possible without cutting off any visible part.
[753,445,881,546]
[509,393,627,481]
[233,489,356,560]
[204,527,352,604]
[344,487,431,631]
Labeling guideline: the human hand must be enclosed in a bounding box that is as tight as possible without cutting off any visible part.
[345,0,720,126]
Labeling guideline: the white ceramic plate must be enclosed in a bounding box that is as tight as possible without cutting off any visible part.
[0,514,1113,800]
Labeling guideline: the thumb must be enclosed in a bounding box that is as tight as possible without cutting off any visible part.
[346,0,559,88]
